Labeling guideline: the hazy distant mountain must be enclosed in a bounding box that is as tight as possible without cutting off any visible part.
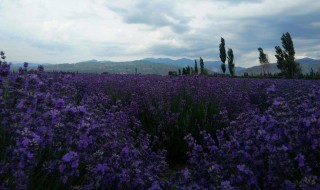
[12,60,180,75]
[144,58,246,74]
[144,58,194,67]
[12,62,52,67]
[236,58,320,76]
[298,58,320,64]
[11,58,246,75]
[297,58,320,73]
[11,57,318,76]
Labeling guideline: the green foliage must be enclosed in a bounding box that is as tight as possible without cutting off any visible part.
[199,57,204,75]
[0,51,10,162]
[258,47,270,75]
[227,48,235,77]
[182,66,192,75]
[310,68,315,76]
[221,63,226,75]
[168,71,178,76]
[0,123,8,162]
[202,68,209,76]
[275,32,301,78]
[186,66,191,75]
[0,51,6,60]
[305,68,320,79]
[219,38,227,74]
[180,60,205,76]
[194,59,198,74]
[182,68,186,75]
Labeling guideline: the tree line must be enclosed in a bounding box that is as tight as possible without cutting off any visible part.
[169,57,209,76]
[220,32,301,78]
[219,37,235,76]
[171,32,309,79]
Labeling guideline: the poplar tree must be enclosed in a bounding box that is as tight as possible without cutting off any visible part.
[275,32,301,78]
[200,57,204,75]
[194,59,198,74]
[227,49,235,77]
[219,38,227,74]
[258,47,270,75]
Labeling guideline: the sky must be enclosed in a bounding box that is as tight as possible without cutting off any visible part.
[0,0,319,67]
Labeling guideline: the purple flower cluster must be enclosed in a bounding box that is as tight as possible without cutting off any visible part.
[173,82,320,189]
[0,66,167,189]
[1,62,319,189]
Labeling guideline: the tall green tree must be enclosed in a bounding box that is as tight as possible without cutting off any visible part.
[227,48,235,77]
[258,47,270,75]
[199,57,204,75]
[275,32,301,78]
[219,38,227,74]
[194,59,198,74]
[0,51,10,77]
[186,66,191,75]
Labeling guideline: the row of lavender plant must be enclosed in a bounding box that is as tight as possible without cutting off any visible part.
[174,84,320,189]
[1,57,320,189]
[0,62,167,189]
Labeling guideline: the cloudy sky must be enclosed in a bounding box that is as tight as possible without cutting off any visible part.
[0,0,319,67]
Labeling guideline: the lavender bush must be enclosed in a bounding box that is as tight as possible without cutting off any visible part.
[0,63,167,189]
[0,54,319,189]
[171,81,320,189]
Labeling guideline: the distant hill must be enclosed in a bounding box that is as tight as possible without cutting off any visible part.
[11,57,319,76]
[12,62,52,67]
[297,58,320,73]
[144,58,246,74]
[12,60,180,75]
[11,58,246,75]
[236,58,320,76]
[144,58,194,67]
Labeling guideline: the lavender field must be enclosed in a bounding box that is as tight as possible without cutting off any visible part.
[1,63,320,189]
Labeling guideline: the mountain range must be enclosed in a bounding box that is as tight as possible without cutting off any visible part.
[11,58,320,76]
[12,60,180,75]
[236,58,320,75]
[143,58,246,74]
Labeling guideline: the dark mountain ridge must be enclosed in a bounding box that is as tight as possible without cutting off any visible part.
[11,57,320,76]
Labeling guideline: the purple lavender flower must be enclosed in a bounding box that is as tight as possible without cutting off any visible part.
[54,99,65,109]
[95,164,107,175]
[182,169,189,179]
[1,67,320,189]
[295,154,305,167]
[18,67,24,75]
[62,151,78,162]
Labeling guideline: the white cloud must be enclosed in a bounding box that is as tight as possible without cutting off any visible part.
[0,0,319,67]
